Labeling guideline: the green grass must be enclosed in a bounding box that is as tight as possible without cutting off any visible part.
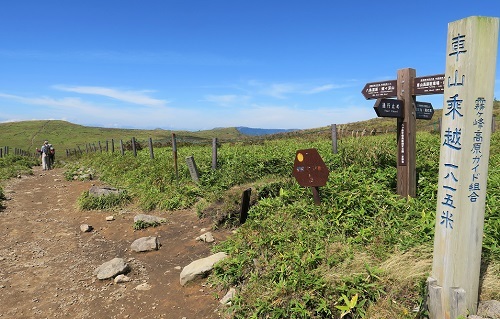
[0,154,39,208]
[59,130,499,318]
[133,220,161,230]
[77,189,131,210]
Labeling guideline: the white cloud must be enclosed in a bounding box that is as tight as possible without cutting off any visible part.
[247,81,347,99]
[0,93,100,112]
[203,94,250,107]
[52,85,169,107]
[260,83,298,99]
[233,103,374,129]
[303,84,341,94]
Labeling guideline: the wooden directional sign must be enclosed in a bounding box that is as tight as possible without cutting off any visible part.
[362,70,444,200]
[413,74,445,95]
[292,148,329,187]
[415,101,434,120]
[361,80,397,99]
[373,98,404,118]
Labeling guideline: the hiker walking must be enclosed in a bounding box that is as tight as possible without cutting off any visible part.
[41,141,51,170]
[48,143,55,168]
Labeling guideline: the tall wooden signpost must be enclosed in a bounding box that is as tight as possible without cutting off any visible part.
[428,16,499,319]
[362,72,443,197]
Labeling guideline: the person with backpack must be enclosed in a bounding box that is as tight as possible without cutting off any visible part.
[41,141,51,170]
[48,144,55,168]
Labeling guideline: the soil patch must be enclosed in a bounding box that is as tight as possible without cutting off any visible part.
[0,167,230,319]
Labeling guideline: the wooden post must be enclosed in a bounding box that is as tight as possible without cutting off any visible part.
[98,141,102,153]
[132,137,137,157]
[212,138,218,170]
[311,187,321,205]
[239,188,252,224]
[106,140,109,152]
[149,137,154,159]
[331,124,338,154]
[172,133,178,179]
[396,68,417,198]
[111,139,115,153]
[186,155,200,182]
[429,16,499,319]
[120,139,124,156]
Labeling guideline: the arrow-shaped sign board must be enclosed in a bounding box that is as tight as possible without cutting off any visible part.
[362,80,397,99]
[413,74,445,95]
[373,98,404,118]
[415,101,434,120]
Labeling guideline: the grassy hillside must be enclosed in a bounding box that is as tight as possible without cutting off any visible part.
[0,120,243,153]
[0,100,498,153]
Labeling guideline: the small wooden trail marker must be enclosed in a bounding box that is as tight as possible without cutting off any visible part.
[429,16,499,319]
[292,148,329,205]
[185,155,200,183]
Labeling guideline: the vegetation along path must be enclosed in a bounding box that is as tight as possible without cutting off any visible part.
[0,166,228,319]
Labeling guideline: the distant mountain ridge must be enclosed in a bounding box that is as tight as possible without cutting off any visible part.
[236,126,298,136]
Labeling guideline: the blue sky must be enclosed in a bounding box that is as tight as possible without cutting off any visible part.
[0,1,499,131]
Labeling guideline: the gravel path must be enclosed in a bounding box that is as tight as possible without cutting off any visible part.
[0,167,227,319]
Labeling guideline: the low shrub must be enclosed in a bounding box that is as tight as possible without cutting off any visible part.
[77,190,130,210]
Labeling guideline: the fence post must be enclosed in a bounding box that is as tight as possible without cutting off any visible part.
[111,139,115,153]
[106,140,109,152]
[172,133,178,179]
[331,124,338,154]
[212,137,218,170]
[120,139,124,156]
[149,137,154,159]
[98,141,102,153]
[132,137,137,157]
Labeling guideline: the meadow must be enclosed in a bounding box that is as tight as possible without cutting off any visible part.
[60,130,499,319]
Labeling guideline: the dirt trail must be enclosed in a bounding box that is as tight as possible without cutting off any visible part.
[0,167,229,319]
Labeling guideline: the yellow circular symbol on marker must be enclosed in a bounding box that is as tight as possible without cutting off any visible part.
[297,153,304,162]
